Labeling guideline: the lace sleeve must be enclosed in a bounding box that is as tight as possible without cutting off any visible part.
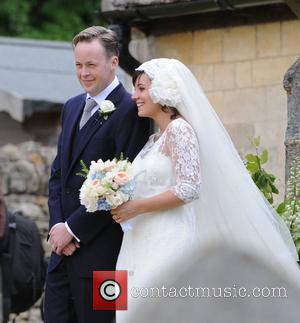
[165,119,201,203]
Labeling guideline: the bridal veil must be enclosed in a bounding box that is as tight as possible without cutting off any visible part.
[136,58,300,280]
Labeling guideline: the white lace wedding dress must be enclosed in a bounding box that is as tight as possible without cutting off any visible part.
[116,118,201,323]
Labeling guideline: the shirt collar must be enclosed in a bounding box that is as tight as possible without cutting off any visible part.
[86,76,119,106]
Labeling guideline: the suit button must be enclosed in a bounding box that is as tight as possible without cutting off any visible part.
[66,188,71,194]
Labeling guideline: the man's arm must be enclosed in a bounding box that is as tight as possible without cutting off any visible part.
[48,131,64,229]
[66,104,150,244]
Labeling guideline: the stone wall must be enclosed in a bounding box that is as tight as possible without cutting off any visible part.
[131,19,300,201]
[0,142,56,322]
[0,111,61,147]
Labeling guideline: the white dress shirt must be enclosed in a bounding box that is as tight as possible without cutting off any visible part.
[87,76,120,116]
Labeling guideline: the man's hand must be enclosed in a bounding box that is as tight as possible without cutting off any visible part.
[49,223,73,255]
[61,241,80,256]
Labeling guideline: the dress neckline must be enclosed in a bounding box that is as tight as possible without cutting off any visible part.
[153,117,185,143]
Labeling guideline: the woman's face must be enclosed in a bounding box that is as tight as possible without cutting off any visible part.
[132,73,162,119]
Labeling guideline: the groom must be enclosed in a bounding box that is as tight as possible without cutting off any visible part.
[44,26,150,323]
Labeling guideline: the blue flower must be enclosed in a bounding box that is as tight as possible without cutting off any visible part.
[92,172,105,180]
[119,180,136,195]
[98,199,111,211]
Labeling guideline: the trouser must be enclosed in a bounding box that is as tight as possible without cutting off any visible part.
[44,258,115,323]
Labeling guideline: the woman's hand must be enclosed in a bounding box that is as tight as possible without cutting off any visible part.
[111,200,142,223]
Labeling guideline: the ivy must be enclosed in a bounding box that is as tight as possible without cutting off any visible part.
[244,137,300,257]
[244,136,279,204]
[277,156,300,256]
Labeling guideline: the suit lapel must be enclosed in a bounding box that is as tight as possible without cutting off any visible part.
[66,84,125,179]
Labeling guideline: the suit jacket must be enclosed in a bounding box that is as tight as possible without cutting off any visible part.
[48,83,150,276]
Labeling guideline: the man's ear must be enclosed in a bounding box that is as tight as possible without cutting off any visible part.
[111,55,119,69]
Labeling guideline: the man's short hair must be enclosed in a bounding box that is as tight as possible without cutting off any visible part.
[72,26,119,57]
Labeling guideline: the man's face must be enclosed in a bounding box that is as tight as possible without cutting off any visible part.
[74,39,118,96]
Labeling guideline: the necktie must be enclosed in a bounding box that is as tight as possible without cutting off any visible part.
[79,98,98,129]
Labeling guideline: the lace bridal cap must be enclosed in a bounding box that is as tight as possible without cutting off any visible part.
[136,58,300,281]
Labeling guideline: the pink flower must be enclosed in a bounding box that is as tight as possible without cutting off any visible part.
[114,171,130,186]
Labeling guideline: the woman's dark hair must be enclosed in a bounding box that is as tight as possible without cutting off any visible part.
[132,70,180,120]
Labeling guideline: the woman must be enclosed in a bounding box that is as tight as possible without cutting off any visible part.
[112,58,300,322]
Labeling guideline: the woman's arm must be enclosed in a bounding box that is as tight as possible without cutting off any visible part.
[111,191,184,223]
[111,120,201,224]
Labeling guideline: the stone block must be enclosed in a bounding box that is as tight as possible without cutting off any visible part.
[252,57,292,87]
[281,20,300,55]
[265,85,287,122]
[191,65,214,91]
[224,123,255,156]
[206,91,224,113]
[154,32,193,62]
[223,26,256,62]
[221,88,267,124]
[235,61,252,88]
[192,29,222,64]
[214,63,235,90]
[257,22,281,58]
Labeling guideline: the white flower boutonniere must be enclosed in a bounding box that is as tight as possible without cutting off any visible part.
[99,100,116,120]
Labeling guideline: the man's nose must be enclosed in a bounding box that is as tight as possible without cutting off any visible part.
[81,66,90,76]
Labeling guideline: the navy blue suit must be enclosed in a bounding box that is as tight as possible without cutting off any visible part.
[45,83,150,323]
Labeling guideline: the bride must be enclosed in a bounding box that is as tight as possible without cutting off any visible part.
[111,58,300,322]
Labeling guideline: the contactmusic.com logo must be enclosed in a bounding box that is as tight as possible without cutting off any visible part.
[93,270,128,310]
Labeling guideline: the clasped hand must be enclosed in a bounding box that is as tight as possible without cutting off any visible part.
[48,223,79,256]
[111,200,141,223]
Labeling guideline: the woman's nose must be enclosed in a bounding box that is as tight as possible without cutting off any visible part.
[132,91,137,101]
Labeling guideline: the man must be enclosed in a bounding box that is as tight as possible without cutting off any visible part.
[44,26,150,323]
[0,190,8,253]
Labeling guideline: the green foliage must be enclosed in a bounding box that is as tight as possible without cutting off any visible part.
[277,156,300,256]
[76,160,89,178]
[244,136,279,204]
[0,0,105,41]
[244,137,300,257]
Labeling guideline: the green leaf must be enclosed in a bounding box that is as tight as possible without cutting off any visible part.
[260,149,268,164]
[76,159,89,179]
[269,182,279,194]
[257,175,267,188]
[245,154,257,162]
[252,136,261,147]
[247,163,259,173]
[276,203,286,215]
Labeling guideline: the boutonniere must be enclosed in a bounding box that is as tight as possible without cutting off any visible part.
[99,100,116,120]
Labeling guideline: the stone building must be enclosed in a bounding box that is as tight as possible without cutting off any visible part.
[102,0,300,200]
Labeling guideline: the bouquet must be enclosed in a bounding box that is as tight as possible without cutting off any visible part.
[78,157,135,213]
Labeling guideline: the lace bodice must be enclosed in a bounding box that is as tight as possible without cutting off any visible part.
[135,118,201,203]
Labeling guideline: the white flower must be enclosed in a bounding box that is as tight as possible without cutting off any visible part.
[106,191,125,208]
[79,179,99,212]
[149,72,182,108]
[99,100,116,120]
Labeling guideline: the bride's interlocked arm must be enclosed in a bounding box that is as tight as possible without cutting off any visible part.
[164,119,201,203]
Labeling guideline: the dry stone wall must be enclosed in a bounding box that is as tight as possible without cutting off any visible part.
[0,142,56,323]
